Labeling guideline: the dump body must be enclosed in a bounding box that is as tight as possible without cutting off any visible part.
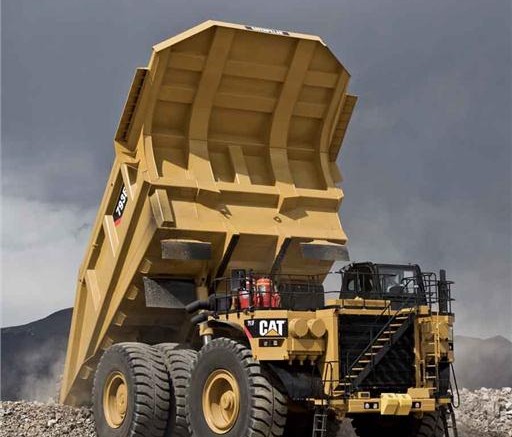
[61,21,357,405]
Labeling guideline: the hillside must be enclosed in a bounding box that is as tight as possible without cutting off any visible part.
[1,309,72,401]
[454,335,512,389]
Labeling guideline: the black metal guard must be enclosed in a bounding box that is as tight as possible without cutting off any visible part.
[206,269,454,318]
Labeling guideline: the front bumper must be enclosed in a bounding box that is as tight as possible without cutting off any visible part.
[317,388,452,416]
[348,394,435,415]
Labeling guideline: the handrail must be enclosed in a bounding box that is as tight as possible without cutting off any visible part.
[203,269,454,325]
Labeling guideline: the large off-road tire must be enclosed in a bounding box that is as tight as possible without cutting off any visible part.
[186,338,287,437]
[155,343,197,437]
[92,343,170,437]
[352,410,445,437]
[414,411,445,437]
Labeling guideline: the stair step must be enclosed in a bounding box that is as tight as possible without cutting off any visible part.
[312,410,328,436]
[377,337,390,342]
[352,367,364,371]
[390,323,402,327]
[372,344,384,349]
[359,359,371,364]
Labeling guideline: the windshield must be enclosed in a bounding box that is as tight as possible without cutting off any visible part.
[378,267,419,294]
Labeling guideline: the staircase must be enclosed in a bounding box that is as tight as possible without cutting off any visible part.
[312,362,335,437]
[424,319,441,393]
[312,407,328,437]
[441,404,459,437]
[340,309,415,393]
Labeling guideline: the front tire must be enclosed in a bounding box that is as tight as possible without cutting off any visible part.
[186,338,287,437]
[92,343,170,437]
[414,410,445,437]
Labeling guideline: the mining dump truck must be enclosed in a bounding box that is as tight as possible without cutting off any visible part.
[61,21,458,437]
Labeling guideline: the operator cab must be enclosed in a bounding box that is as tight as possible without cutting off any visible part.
[340,262,426,305]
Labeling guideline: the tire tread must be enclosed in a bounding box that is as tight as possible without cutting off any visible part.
[156,343,198,437]
[93,342,171,437]
[187,338,287,437]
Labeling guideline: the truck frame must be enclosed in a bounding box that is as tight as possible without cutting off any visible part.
[60,21,458,437]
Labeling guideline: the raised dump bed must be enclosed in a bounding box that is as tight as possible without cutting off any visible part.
[61,20,357,405]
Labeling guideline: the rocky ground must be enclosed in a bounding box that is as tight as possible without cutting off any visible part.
[0,402,95,437]
[1,388,511,436]
[455,388,512,437]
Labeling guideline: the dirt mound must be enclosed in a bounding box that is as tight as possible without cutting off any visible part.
[0,401,95,437]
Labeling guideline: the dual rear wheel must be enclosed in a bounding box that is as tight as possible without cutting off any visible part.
[93,339,287,437]
[92,343,170,437]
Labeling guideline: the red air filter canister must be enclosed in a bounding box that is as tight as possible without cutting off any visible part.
[256,277,273,308]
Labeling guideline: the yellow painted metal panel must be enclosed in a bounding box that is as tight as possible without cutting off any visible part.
[395,394,413,415]
[381,394,400,415]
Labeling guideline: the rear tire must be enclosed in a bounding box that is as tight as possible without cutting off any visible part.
[186,338,287,437]
[155,343,197,437]
[92,343,170,437]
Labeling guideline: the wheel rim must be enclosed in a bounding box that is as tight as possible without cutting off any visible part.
[103,371,128,428]
[202,369,240,434]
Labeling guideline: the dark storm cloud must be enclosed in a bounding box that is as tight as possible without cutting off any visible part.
[1,0,511,336]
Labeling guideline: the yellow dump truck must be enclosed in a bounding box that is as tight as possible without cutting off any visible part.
[61,21,458,437]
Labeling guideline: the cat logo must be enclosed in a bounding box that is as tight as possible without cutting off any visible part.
[259,319,286,337]
[244,319,288,339]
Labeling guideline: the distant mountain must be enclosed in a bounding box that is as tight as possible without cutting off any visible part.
[1,309,511,401]
[1,308,72,401]
[454,335,512,390]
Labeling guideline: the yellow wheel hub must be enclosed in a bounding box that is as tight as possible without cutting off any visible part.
[202,369,240,434]
[103,371,128,428]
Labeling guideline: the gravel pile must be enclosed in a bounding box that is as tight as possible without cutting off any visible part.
[0,401,95,437]
[457,387,512,437]
[1,388,511,436]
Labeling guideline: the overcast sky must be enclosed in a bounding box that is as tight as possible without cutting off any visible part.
[1,0,511,339]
